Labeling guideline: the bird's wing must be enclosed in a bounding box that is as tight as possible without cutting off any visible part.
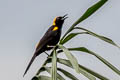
[23,29,57,76]
[23,37,53,77]
[36,28,57,51]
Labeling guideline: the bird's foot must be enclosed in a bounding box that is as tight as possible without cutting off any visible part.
[47,45,55,48]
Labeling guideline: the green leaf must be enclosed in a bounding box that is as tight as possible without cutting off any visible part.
[68,47,91,53]
[61,0,108,41]
[75,27,120,49]
[32,75,50,80]
[35,66,65,80]
[58,58,109,80]
[68,47,120,76]
[57,58,72,68]
[36,58,52,75]
[36,50,56,75]
[36,67,46,75]
[58,44,80,73]
[57,57,96,80]
[45,67,65,80]
[51,50,57,80]
[90,51,120,76]
[60,32,87,44]
[42,58,52,66]
[57,68,79,80]
[73,0,108,26]
[78,64,109,80]
[57,47,91,54]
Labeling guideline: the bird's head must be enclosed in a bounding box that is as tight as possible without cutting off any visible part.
[52,14,68,27]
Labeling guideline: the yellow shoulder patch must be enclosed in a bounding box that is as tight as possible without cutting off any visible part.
[53,26,58,31]
[52,17,57,25]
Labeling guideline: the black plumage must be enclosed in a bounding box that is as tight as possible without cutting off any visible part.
[23,14,68,77]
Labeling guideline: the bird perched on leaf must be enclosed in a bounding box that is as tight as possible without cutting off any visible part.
[23,14,68,77]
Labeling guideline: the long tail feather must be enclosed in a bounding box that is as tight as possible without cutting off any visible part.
[23,53,37,77]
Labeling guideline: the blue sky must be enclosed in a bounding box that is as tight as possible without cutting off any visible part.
[0,0,120,80]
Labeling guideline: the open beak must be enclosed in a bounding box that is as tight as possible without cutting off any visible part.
[62,14,68,20]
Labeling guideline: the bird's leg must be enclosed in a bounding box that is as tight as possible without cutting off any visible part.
[44,51,49,56]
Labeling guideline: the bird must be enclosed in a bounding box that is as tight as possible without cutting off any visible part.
[23,14,68,77]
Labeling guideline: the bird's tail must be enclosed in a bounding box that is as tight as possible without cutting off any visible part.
[23,53,37,77]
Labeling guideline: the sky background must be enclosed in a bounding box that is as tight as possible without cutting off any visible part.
[0,0,120,80]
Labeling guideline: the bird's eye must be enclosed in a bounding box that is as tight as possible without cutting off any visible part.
[56,17,62,20]
[56,17,60,20]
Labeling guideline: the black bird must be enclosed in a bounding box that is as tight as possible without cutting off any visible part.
[23,14,68,77]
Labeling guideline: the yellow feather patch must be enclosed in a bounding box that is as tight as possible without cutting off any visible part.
[52,17,57,25]
[53,26,58,31]
[35,42,40,48]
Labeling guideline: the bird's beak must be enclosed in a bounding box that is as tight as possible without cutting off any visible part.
[62,14,68,20]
